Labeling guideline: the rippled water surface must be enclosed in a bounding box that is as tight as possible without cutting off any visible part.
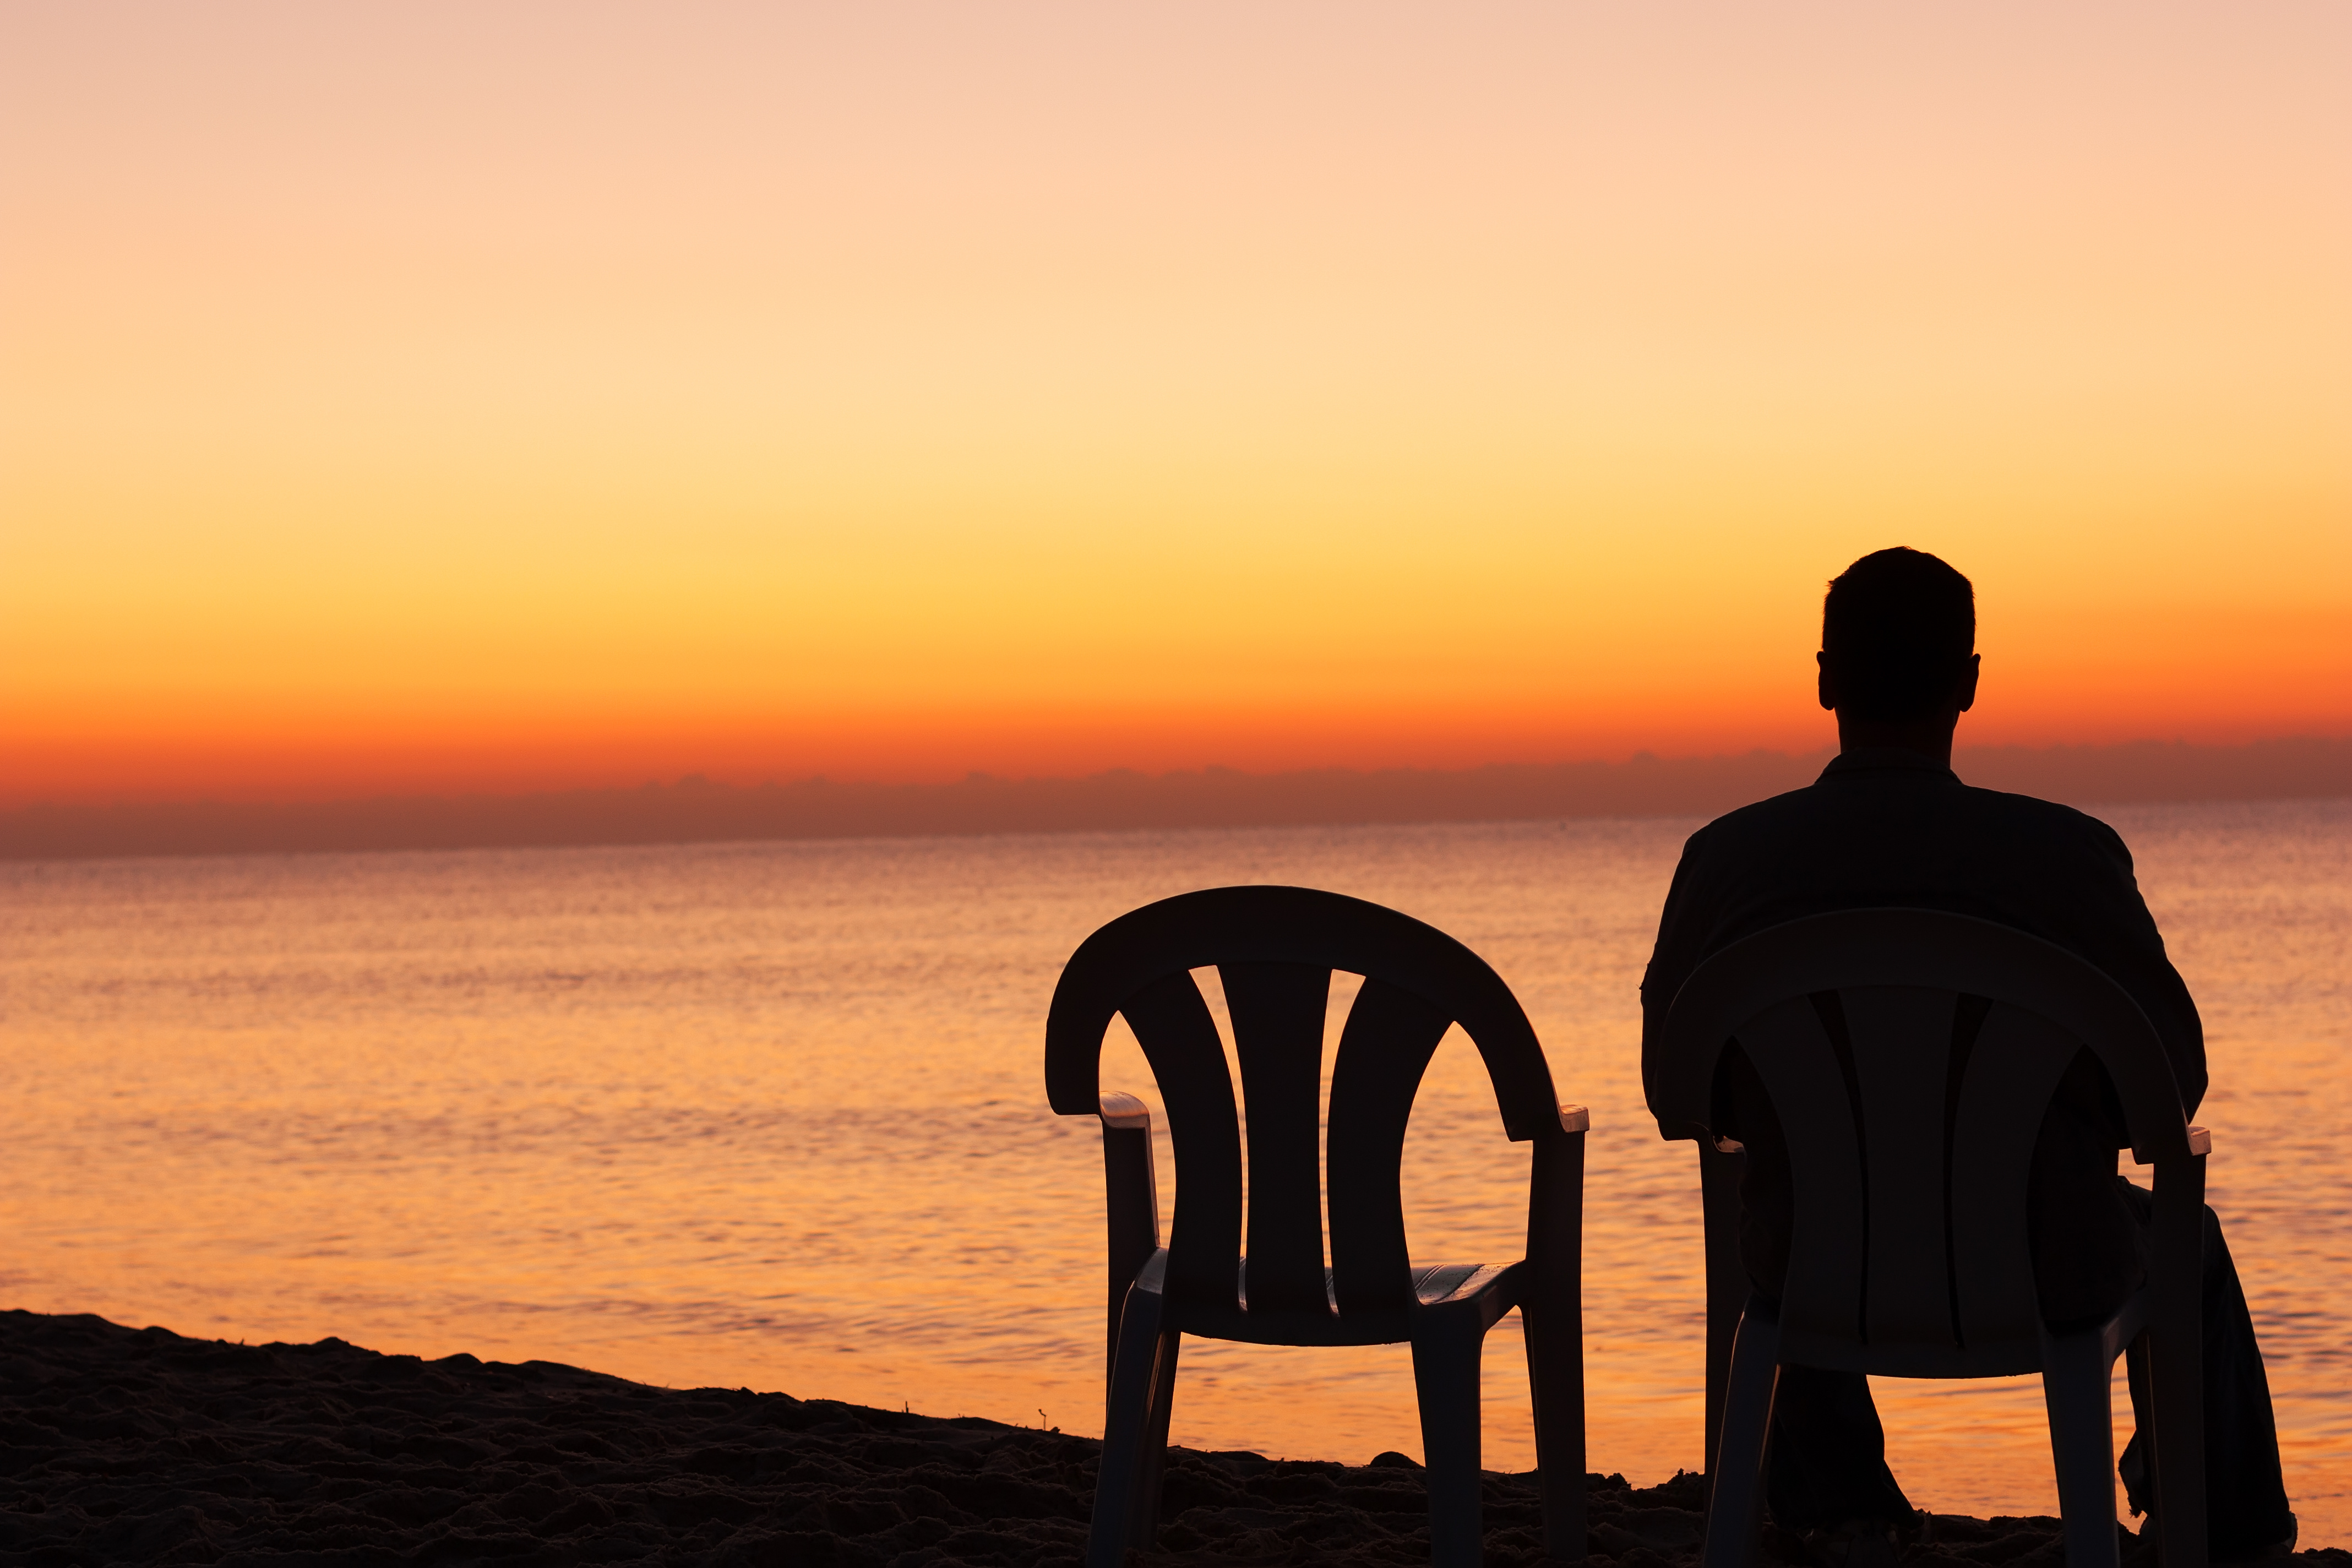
[3,801,2345,1540]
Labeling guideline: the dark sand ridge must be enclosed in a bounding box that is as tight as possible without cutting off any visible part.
[3,1311,2342,1567]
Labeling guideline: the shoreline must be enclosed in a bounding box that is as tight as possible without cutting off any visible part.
[2,1310,2342,1566]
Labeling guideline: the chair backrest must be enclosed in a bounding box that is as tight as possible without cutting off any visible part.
[1047,885,1563,1319]
[1651,909,2193,1373]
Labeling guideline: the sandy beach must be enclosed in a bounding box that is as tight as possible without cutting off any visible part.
[2,1310,2338,1567]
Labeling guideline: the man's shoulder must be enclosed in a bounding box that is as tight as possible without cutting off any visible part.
[1679,771,2131,876]
[1687,781,1826,843]
[1948,782,2131,852]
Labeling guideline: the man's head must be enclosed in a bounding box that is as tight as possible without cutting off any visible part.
[1817,547,1979,736]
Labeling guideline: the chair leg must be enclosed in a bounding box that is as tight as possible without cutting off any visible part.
[1128,1327,1182,1549]
[1525,1301,1588,1563]
[1087,1284,1173,1568]
[1702,1298,1780,1568]
[2041,1328,2123,1568]
[1698,1137,1748,1509]
[1412,1314,1487,1568]
[2149,1158,2210,1568]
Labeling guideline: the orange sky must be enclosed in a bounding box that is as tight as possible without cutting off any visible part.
[4,2,2348,804]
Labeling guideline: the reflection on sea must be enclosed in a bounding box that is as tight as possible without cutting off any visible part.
[2,802,2345,1540]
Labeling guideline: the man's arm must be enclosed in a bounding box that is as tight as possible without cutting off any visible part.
[1639,830,1711,1121]
[1999,802,2207,1115]
[2073,816,2206,1113]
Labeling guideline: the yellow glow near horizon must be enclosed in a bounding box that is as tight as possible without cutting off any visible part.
[3,3,2347,801]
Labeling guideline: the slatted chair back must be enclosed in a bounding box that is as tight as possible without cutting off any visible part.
[1046,885,1561,1322]
[1651,908,2195,1375]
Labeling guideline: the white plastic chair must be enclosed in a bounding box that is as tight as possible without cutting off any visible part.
[1650,909,2210,1568]
[1046,885,1591,1568]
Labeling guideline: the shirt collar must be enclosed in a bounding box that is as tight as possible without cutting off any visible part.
[1818,745,1958,782]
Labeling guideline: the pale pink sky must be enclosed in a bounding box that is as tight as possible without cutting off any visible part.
[4,2,2347,800]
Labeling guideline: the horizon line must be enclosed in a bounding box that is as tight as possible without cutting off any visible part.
[15,729,2352,812]
[5,734,2347,864]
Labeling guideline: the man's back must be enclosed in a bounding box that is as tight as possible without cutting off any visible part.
[1641,746,2204,1107]
[1640,746,2204,1322]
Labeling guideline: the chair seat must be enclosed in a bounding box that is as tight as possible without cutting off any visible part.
[1131,1248,1527,1347]
[1776,1282,2146,1380]
[1753,1282,2148,1381]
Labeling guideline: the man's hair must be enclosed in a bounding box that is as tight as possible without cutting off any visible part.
[1821,547,1975,722]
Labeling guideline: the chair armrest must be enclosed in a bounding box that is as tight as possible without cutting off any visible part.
[2128,1124,2213,1163]
[1526,1107,1588,1279]
[1097,1090,1161,1378]
[1099,1090,1152,1130]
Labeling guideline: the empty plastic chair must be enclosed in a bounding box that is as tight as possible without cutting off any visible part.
[1045,885,1590,1568]
[1650,908,2210,1568]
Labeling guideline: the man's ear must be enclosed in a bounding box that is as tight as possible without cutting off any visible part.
[1816,651,1839,712]
[1955,652,1981,714]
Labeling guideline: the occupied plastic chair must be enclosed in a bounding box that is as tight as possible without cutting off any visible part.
[1649,909,2211,1568]
[1045,885,1591,1568]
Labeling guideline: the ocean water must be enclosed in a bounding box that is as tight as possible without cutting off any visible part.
[2,800,2345,1542]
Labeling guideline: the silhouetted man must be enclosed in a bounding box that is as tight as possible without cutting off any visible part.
[1640,548,2294,1562]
